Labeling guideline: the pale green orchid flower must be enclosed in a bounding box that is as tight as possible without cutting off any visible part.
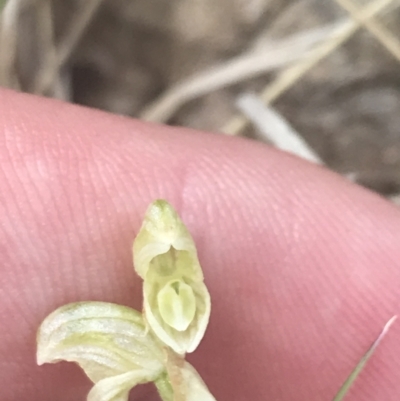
[37,301,216,401]
[133,200,211,355]
[37,199,214,401]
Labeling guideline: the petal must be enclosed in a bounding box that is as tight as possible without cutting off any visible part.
[37,302,164,383]
[87,370,156,401]
[166,357,217,401]
[144,280,210,354]
[133,200,202,280]
[180,363,217,401]
[157,279,196,331]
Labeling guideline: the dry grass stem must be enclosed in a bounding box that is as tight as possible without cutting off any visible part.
[332,316,397,401]
[335,0,400,63]
[389,194,400,205]
[237,93,323,164]
[35,0,103,94]
[56,0,103,68]
[140,22,346,123]
[33,0,58,96]
[222,0,396,135]
[0,0,23,87]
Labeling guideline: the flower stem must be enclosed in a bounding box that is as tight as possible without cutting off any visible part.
[154,372,174,401]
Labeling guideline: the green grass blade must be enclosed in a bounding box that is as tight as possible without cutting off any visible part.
[332,315,396,401]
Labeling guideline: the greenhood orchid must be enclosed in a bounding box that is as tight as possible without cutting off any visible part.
[133,200,211,355]
[36,200,215,401]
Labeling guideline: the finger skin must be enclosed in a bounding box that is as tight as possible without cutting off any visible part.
[0,88,400,401]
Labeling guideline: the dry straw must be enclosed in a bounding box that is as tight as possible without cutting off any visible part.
[222,0,397,135]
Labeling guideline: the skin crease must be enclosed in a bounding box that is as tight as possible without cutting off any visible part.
[0,88,400,401]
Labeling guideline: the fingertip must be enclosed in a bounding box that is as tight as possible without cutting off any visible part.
[0,89,400,401]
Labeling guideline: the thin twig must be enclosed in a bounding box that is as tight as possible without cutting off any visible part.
[222,0,396,135]
[335,0,400,63]
[237,93,323,164]
[34,0,103,94]
[140,21,347,123]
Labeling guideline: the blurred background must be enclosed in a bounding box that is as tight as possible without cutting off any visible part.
[1,0,400,200]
